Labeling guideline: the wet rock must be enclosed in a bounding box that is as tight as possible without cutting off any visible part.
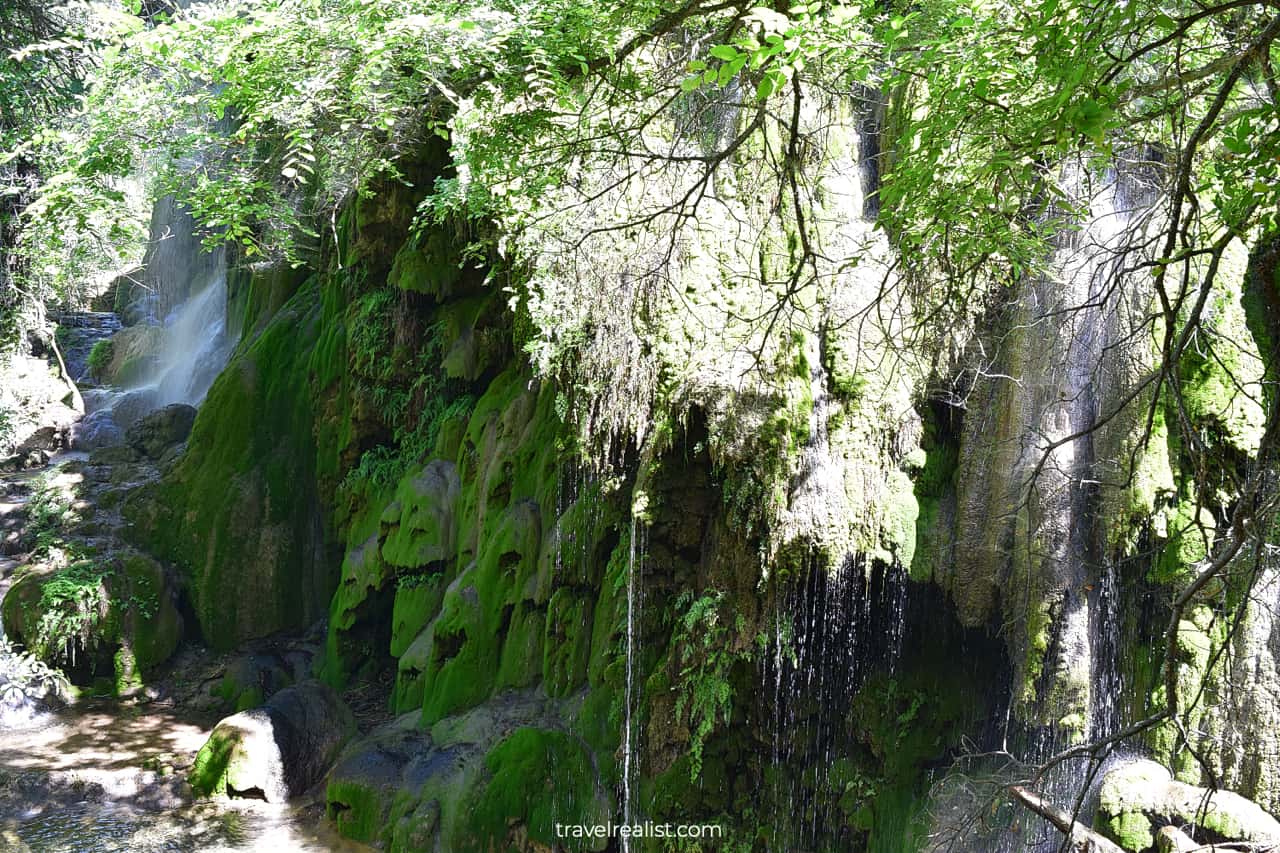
[324,714,445,846]
[16,426,66,453]
[212,652,294,711]
[0,449,49,473]
[71,410,125,451]
[126,404,196,459]
[88,445,142,466]
[190,680,356,802]
[103,388,158,431]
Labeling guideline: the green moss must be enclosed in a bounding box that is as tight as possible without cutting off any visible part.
[495,602,544,690]
[85,339,114,381]
[908,410,958,582]
[543,590,592,697]
[416,369,564,724]
[881,470,919,569]
[388,228,465,300]
[322,497,394,688]
[189,727,238,797]
[117,553,181,669]
[418,571,501,725]
[228,263,311,341]
[326,778,388,843]
[389,578,444,658]
[1099,810,1153,851]
[1151,500,1214,586]
[234,686,265,712]
[113,355,151,386]
[124,280,332,650]
[464,728,600,851]
[379,461,458,571]
[114,645,142,695]
[1178,279,1266,454]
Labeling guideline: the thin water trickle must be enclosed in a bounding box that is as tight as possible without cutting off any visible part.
[621,514,641,849]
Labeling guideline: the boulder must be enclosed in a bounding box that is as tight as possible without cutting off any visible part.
[190,680,356,802]
[15,426,65,453]
[0,449,48,473]
[213,652,295,711]
[0,552,182,689]
[71,411,125,451]
[105,388,158,431]
[126,404,196,459]
[324,714,442,845]
[1097,759,1280,850]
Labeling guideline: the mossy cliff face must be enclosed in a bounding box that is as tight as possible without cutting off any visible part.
[124,277,331,650]
[1162,233,1280,814]
[113,110,1280,849]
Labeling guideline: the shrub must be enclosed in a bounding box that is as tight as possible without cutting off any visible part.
[86,339,114,380]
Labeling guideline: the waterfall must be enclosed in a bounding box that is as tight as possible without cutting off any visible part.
[958,163,1150,852]
[148,255,233,408]
[763,557,911,851]
[79,206,236,436]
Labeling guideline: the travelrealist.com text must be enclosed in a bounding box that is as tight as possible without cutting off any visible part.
[554,822,724,840]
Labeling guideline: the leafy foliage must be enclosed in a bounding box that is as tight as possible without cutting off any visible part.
[0,635,70,708]
[337,285,476,504]
[30,559,113,666]
[670,590,746,781]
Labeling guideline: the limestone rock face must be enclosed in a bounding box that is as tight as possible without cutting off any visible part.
[324,691,610,851]
[126,403,196,459]
[190,680,356,802]
[1097,759,1280,851]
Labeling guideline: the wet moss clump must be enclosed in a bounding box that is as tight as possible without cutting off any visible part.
[464,728,603,851]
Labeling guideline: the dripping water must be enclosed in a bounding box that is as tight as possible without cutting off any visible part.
[762,557,911,852]
[621,515,644,848]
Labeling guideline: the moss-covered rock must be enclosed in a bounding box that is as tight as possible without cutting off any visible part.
[1,550,181,693]
[191,680,355,802]
[464,727,608,852]
[1097,760,1280,850]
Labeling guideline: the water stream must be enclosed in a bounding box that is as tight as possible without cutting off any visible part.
[621,515,645,850]
[981,164,1144,853]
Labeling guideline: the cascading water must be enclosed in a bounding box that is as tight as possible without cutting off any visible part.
[971,163,1152,852]
[79,214,236,437]
[762,557,912,852]
[148,257,234,407]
